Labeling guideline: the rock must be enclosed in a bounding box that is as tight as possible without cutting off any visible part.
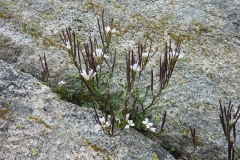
[0,60,175,159]
[0,0,240,159]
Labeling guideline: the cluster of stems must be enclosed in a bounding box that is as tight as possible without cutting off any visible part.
[39,53,50,85]
[189,126,197,155]
[57,10,181,135]
[219,100,240,160]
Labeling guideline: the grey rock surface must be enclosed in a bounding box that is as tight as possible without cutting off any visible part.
[0,0,240,159]
[0,60,174,160]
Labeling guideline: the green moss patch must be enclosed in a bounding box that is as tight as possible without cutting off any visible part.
[28,115,52,129]
[0,108,10,121]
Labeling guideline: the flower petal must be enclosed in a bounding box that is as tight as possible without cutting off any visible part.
[125,113,130,121]
[148,122,153,127]
[142,52,149,58]
[150,127,156,132]
[145,118,149,122]
[99,117,106,124]
[105,26,111,33]
[58,81,66,85]
[111,28,117,34]
[128,120,135,126]
[106,121,111,127]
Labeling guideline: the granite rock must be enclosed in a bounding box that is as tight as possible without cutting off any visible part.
[0,60,174,160]
[0,0,240,159]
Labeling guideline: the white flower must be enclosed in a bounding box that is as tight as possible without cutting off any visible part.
[105,121,111,127]
[58,81,66,85]
[125,125,130,129]
[128,120,135,126]
[111,28,117,34]
[105,26,117,34]
[125,120,135,129]
[142,118,153,129]
[94,49,103,59]
[80,69,96,81]
[66,41,71,49]
[105,26,111,33]
[94,49,109,60]
[130,63,141,72]
[142,52,149,58]
[142,118,156,132]
[99,117,111,128]
[124,113,135,129]
[150,127,156,132]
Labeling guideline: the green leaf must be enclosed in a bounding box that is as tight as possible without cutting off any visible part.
[170,146,175,152]
[141,85,150,103]
[118,81,128,90]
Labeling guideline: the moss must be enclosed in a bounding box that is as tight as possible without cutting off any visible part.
[122,24,136,34]
[168,32,180,42]
[34,82,42,87]
[195,136,204,147]
[85,0,101,16]
[20,19,43,38]
[16,125,22,130]
[152,152,159,160]
[31,147,38,156]
[131,13,144,22]
[43,37,56,47]
[0,103,11,121]
[235,65,240,69]
[113,3,123,9]
[225,46,232,53]
[20,68,26,72]
[146,19,169,29]
[198,24,211,34]
[39,141,43,146]
[156,113,162,121]
[85,139,112,159]
[86,139,106,153]
[201,50,210,58]
[0,109,9,120]
[28,115,52,129]
[39,129,49,136]
[0,2,16,18]
[42,8,57,21]
[168,32,190,42]
[206,72,215,79]
[191,20,212,36]
[42,37,68,51]
[0,13,7,19]
[144,14,174,40]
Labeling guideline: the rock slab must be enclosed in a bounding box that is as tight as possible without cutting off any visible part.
[0,60,174,160]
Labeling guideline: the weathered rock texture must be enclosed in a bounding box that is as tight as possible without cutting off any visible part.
[0,0,240,159]
[0,60,174,159]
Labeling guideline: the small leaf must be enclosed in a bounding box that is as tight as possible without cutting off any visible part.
[141,85,150,103]
[170,146,175,152]
[117,81,128,90]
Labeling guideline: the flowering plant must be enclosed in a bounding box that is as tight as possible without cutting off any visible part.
[41,10,181,135]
